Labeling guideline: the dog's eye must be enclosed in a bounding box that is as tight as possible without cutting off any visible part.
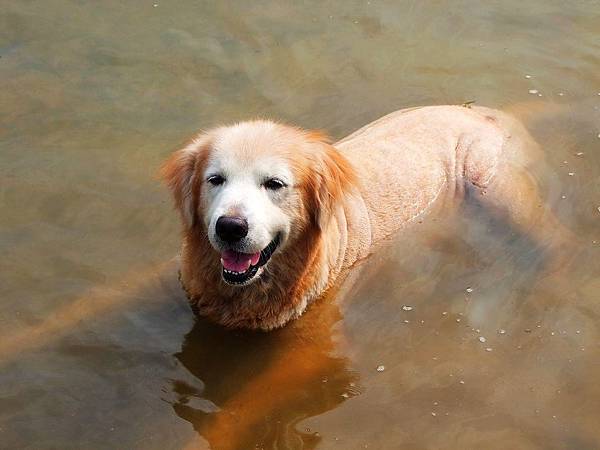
[263,178,286,190]
[207,174,225,186]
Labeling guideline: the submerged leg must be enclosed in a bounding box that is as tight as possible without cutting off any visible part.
[467,163,576,274]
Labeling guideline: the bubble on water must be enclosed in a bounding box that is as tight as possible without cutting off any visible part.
[575,152,584,156]
[525,328,532,333]
[456,318,461,322]
[498,329,506,335]
[403,319,410,323]
[576,330,581,334]
[402,305,413,311]
[528,89,539,94]
[485,347,493,352]
[442,311,448,316]
[558,92,564,96]
[551,332,555,336]
[568,172,575,176]
[459,380,465,384]
[431,412,437,417]
[525,74,532,79]
[479,336,486,343]
[538,93,543,97]
[376,365,385,372]
[561,195,567,199]
[466,287,473,293]
[341,393,350,398]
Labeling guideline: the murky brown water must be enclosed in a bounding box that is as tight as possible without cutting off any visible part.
[1,1,600,449]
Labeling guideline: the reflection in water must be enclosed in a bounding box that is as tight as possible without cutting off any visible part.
[1,0,600,449]
[172,298,358,450]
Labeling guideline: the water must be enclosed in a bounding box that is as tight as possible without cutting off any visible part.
[1,1,599,448]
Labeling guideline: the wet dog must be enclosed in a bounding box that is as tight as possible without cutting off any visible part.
[162,105,562,330]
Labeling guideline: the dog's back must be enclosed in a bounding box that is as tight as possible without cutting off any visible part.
[336,105,539,242]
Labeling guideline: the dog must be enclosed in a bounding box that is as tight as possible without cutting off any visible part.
[162,105,565,332]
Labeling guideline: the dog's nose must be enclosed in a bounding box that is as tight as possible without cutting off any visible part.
[216,216,248,242]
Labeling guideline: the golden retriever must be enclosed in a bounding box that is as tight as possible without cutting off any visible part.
[162,105,564,332]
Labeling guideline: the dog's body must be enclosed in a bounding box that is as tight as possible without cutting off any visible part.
[163,105,554,331]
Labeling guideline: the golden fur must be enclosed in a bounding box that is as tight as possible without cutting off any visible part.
[162,124,357,330]
[163,105,566,331]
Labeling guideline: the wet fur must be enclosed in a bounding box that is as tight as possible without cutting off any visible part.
[163,105,564,331]
[162,126,356,330]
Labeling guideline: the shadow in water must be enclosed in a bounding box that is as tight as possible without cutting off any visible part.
[170,296,358,449]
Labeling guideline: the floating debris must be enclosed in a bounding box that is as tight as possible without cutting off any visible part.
[402,305,413,311]
[568,172,575,176]
[479,336,487,343]
[341,393,350,398]
[431,412,437,417]
[575,152,584,156]
[376,365,385,372]
[528,89,539,94]
[466,287,473,293]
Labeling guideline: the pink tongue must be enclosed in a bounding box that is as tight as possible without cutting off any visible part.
[221,250,261,273]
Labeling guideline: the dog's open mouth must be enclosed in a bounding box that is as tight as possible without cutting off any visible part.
[220,236,280,285]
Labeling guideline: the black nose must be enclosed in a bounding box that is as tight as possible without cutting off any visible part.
[215,216,248,242]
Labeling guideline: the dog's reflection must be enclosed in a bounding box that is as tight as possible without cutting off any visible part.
[171,295,358,450]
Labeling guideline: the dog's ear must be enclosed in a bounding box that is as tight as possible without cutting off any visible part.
[305,132,358,231]
[161,134,211,229]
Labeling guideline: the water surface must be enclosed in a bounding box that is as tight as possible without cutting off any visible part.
[1,1,600,449]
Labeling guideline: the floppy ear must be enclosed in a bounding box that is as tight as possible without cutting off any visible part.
[161,134,211,229]
[305,132,358,231]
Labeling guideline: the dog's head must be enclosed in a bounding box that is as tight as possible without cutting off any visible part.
[162,120,356,288]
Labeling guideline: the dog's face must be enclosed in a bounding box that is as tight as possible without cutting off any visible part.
[163,120,356,288]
